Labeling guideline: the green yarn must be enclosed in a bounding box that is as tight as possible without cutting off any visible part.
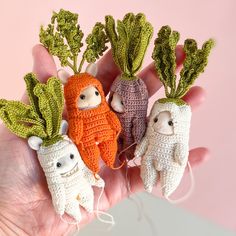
[0,73,64,146]
[158,98,186,106]
[40,9,108,74]
[105,13,153,79]
[0,99,46,139]
[152,25,215,102]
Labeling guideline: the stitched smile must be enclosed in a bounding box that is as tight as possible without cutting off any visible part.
[61,163,79,177]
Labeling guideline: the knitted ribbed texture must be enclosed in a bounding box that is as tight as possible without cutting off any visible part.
[38,135,104,221]
[64,73,121,174]
[110,76,148,159]
[135,101,191,197]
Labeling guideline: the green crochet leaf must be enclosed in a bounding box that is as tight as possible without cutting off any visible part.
[24,73,41,116]
[0,75,64,147]
[175,38,215,97]
[81,22,108,72]
[40,9,109,74]
[0,99,46,138]
[105,13,153,78]
[40,9,84,74]
[152,26,180,97]
[152,25,214,100]
[33,77,64,140]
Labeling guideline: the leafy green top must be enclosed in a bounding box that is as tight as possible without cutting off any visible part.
[105,13,153,79]
[40,9,108,74]
[0,73,64,146]
[152,25,214,100]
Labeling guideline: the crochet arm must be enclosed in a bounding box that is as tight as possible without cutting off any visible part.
[134,136,149,158]
[106,110,121,134]
[83,167,105,188]
[132,117,146,143]
[68,119,83,144]
[48,182,66,215]
[174,143,189,166]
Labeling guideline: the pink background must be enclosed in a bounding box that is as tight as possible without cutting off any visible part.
[1,0,235,232]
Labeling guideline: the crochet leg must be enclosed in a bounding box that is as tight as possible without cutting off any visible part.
[99,139,118,169]
[140,156,158,193]
[65,200,81,222]
[78,143,100,174]
[77,188,94,213]
[160,169,184,197]
[124,134,135,160]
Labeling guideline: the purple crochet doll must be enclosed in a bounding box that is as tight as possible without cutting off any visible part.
[105,13,153,159]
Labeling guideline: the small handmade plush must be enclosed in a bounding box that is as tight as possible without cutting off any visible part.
[135,26,214,197]
[105,13,153,160]
[40,9,122,174]
[0,73,104,222]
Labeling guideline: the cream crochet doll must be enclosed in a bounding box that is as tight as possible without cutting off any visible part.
[0,73,104,222]
[29,123,104,221]
[135,26,214,197]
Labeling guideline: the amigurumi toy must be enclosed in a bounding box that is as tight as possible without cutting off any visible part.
[0,73,104,222]
[135,26,214,197]
[105,13,153,160]
[40,9,122,174]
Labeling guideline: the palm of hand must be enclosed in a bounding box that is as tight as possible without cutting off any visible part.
[0,45,209,236]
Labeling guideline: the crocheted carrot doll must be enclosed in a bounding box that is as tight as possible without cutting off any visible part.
[0,73,104,222]
[135,26,214,197]
[105,13,153,160]
[40,9,121,174]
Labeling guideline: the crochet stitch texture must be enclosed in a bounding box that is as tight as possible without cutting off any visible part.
[110,75,148,159]
[38,135,104,221]
[64,73,121,174]
[135,101,191,196]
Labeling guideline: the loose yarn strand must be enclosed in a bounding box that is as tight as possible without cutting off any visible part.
[117,142,137,160]
[126,162,158,236]
[95,187,115,230]
[165,161,195,204]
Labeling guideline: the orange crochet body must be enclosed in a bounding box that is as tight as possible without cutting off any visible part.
[64,73,121,174]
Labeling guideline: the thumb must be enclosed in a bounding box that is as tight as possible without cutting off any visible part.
[21,44,57,103]
[32,44,57,82]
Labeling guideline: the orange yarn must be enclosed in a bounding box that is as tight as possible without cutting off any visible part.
[64,73,121,174]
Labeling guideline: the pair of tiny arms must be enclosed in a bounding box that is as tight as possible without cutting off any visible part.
[30,44,209,192]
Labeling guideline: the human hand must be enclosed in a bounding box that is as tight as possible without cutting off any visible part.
[0,45,209,236]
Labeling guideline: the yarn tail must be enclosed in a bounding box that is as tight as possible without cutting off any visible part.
[164,161,195,204]
[95,187,115,230]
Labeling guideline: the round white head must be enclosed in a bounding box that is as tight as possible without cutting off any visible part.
[77,85,102,110]
[147,101,192,138]
[152,111,174,135]
[110,92,125,113]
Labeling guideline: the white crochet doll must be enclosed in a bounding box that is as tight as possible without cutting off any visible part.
[0,73,104,222]
[135,26,214,197]
[135,102,191,196]
[28,122,104,221]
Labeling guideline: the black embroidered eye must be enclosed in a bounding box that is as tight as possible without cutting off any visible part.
[70,154,74,159]
[154,117,158,123]
[95,91,99,96]
[121,101,124,105]
[80,94,85,100]
[56,162,62,168]
[168,121,173,126]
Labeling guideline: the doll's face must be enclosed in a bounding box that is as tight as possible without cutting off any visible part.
[152,111,174,135]
[77,85,102,110]
[110,93,125,113]
[55,149,80,177]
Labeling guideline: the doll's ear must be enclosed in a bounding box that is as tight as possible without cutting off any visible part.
[57,69,71,84]
[86,63,98,77]
[60,120,68,135]
[28,136,43,151]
